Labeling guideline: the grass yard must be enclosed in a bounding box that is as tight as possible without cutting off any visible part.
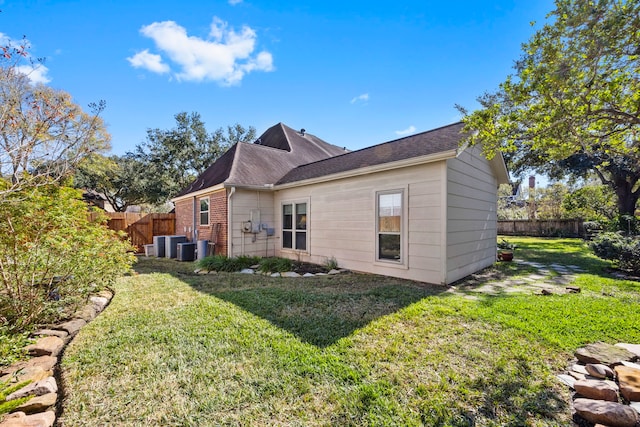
[59,237,640,426]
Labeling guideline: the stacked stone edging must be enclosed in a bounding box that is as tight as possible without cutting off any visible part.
[0,290,113,427]
[558,341,640,427]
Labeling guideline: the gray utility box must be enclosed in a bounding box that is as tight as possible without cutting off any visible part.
[165,235,188,258]
[197,240,209,260]
[153,236,167,258]
[177,242,196,262]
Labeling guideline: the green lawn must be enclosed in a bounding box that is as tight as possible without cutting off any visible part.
[59,237,640,426]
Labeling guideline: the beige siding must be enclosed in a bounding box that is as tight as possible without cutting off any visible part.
[228,189,276,258]
[446,146,499,283]
[274,162,445,283]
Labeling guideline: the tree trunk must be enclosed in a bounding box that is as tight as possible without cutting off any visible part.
[614,183,639,217]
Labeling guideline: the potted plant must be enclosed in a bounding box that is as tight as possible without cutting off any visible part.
[497,238,516,262]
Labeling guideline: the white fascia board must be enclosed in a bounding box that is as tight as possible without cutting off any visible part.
[273,150,458,190]
[171,183,225,203]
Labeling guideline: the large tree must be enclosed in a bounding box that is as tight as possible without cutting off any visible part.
[0,40,110,199]
[74,153,148,212]
[132,112,256,204]
[458,0,640,218]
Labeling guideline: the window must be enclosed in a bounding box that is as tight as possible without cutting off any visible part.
[199,197,210,226]
[377,191,402,261]
[283,202,307,250]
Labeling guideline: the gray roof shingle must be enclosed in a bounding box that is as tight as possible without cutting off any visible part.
[276,122,465,185]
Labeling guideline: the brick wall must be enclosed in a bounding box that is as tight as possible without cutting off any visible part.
[196,189,228,256]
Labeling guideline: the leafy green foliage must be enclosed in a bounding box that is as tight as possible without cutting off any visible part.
[131,112,256,204]
[324,256,339,271]
[0,328,31,367]
[562,184,617,221]
[0,379,31,415]
[74,154,148,212]
[196,255,260,272]
[459,0,640,218]
[257,257,293,273]
[0,184,136,332]
[590,232,640,274]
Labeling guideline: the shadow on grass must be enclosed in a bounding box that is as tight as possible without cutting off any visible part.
[132,256,447,347]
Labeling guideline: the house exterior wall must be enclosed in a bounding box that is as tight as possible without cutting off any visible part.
[174,188,228,256]
[445,145,499,283]
[273,162,446,283]
[228,189,276,258]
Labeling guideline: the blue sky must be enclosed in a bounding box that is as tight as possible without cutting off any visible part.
[2,0,555,156]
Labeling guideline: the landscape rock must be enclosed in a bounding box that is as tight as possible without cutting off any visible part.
[55,318,86,336]
[616,343,640,359]
[327,269,341,275]
[614,365,640,402]
[586,363,615,379]
[571,364,589,375]
[0,356,56,377]
[24,337,64,357]
[557,374,576,388]
[31,329,68,339]
[575,342,636,366]
[574,398,639,427]
[0,411,55,427]
[566,286,581,293]
[97,289,113,300]
[629,401,640,414]
[239,268,255,274]
[270,273,280,277]
[621,361,640,370]
[73,304,97,322]
[13,393,57,414]
[302,273,315,277]
[6,377,57,401]
[89,296,109,312]
[574,379,619,402]
[1,366,50,385]
[281,272,301,278]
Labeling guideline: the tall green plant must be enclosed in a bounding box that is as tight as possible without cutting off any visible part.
[0,183,136,332]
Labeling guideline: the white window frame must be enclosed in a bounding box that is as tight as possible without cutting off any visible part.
[375,189,404,264]
[281,200,308,252]
[199,197,210,226]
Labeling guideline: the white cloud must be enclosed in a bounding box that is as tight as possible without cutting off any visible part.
[127,49,170,74]
[395,125,416,136]
[350,93,369,104]
[16,64,51,84]
[129,17,274,85]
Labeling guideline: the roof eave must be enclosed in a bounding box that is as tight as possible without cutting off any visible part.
[274,149,458,190]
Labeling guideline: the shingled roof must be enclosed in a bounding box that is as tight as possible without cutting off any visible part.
[276,122,465,185]
[174,123,348,197]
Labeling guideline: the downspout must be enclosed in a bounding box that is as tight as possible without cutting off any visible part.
[192,196,197,242]
[227,186,236,256]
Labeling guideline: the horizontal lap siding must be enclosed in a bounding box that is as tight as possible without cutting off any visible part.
[274,163,443,283]
[230,190,275,258]
[446,146,498,283]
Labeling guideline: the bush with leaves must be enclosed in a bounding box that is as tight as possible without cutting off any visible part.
[196,255,260,273]
[589,232,640,274]
[0,183,136,332]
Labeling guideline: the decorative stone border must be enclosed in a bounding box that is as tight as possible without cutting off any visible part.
[0,290,114,427]
[194,267,348,278]
[557,342,640,426]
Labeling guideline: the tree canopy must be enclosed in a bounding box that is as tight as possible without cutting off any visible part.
[0,39,110,200]
[459,0,640,218]
[130,112,255,205]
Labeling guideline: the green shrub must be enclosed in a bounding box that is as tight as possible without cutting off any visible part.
[258,257,293,273]
[197,255,260,272]
[590,232,640,274]
[324,256,339,271]
[0,184,136,333]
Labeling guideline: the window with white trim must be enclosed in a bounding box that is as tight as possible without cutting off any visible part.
[377,191,402,261]
[199,197,210,226]
[282,202,307,250]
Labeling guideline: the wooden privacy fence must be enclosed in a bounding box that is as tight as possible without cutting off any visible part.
[90,212,176,252]
[498,219,584,238]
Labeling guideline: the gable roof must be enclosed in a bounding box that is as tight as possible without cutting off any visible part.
[174,123,348,198]
[276,122,465,185]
